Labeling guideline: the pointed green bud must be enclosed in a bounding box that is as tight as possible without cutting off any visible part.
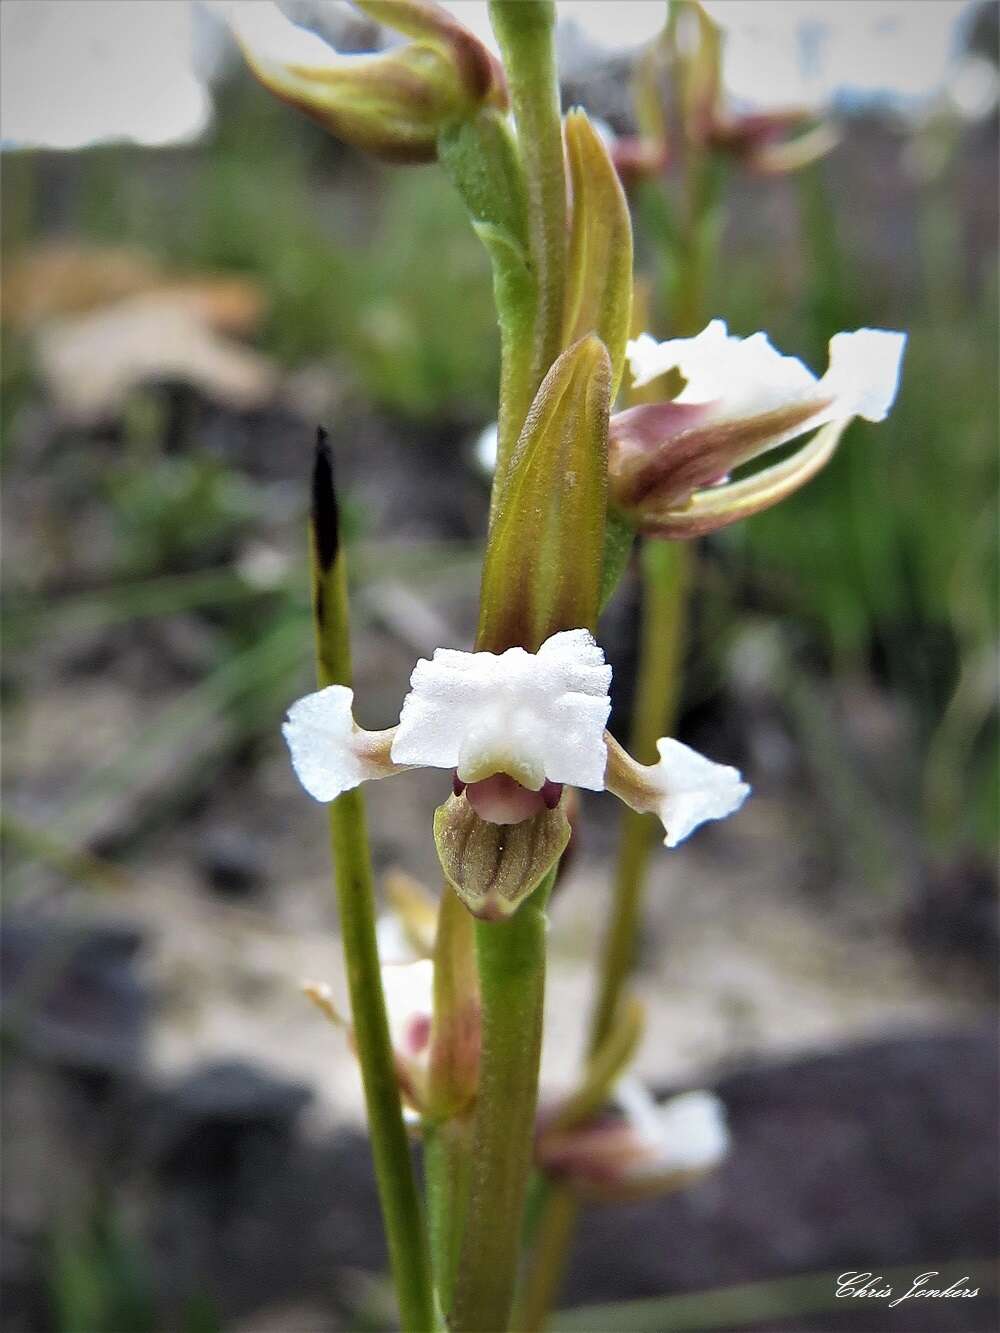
[477,335,612,653]
[563,110,634,401]
[433,794,570,921]
[222,1,501,163]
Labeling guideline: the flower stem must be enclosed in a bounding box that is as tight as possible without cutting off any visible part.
[309,434,435,1333]
[488,0,567,420]
[515,542,690,1332]
[590,539,690,1051]
[424,1116,473,1317]
[450,871,555,1333]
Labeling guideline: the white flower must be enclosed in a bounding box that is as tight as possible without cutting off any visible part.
[283,629,749,848]
[626,320,906,437]
[613,1078,730,1178]
[536,1076,730,1195]
[391,629,611,791]
[305,959,434,1114]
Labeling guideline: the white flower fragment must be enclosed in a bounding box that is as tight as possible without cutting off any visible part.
[305,959,435,1114]
[652,737,751,848]
[391,629,612,791]
[626,320,906,436]
[282,684,401,802]
[614,1078,730,1178]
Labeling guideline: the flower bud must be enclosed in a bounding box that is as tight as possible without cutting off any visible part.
[563,111,633,400]
[477,335,612,653]
[433,792,571,921]
[220,0,504,163]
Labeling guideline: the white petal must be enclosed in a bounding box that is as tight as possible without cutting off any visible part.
[626,322,906,433]
[616,1079,730,1176]
[391,631,612,791]
[653,737,750,847]
[818,328,907,422]
[282,685,383,802]
[380,959,434,1071]
[627,320,817,412]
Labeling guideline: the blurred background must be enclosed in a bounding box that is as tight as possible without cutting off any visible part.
[2,2,997,1330]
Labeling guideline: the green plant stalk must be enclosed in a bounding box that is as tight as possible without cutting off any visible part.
[487,0,567,424]
[423,1116,473,1316]
[512,1185,578,1332]
[450,870,555,1333]
[309,438,434,1333]
[517,541,690,1333]
[591,538,691,1049]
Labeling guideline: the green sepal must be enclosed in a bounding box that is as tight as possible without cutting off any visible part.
[476,334,612,653]
[599,508,636,610]
[563,109,634,401]
[354,0,506,108]
[433,795,570,921]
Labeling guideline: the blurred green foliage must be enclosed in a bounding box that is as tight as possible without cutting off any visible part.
[49,1207,221,1333]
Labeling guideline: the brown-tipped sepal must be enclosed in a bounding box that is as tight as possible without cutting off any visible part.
[563,111,634,400]
[223,1,499,163]
[477,335,611,654]
[433,793,571,921]
[353,0,506,109]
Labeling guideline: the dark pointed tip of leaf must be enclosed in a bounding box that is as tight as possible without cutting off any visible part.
[311,426,340,573]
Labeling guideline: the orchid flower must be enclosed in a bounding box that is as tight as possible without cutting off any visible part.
[306,958,435,1116]
[609,321,906,537]
[537,1077,730,1199]
[284,627,749,915]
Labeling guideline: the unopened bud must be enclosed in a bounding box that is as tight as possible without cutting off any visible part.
[433,792,570,920]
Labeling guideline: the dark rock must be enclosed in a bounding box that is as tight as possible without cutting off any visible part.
[1,917,147,1076]
[197,825,267,896]
[564,1026,999,1331]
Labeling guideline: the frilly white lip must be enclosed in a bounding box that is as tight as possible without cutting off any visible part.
[626,321,906,430]
[282,629,750,847]
[391,629,612,792]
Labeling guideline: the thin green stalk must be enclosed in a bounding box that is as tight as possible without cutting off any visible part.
[590,539,690,1050]
[310,435,435,1333]
[488,0,567,424]
[512,1186,578,1332]
[451,871,555,1333]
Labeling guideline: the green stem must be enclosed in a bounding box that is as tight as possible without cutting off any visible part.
[488,1,567,441]
[590,540,690,1051]
[424,1116,474,1317]
[451,872,554,1333]
[310,437,435,1333]
[515,544,690,1332]
[512,1185,578,1332]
